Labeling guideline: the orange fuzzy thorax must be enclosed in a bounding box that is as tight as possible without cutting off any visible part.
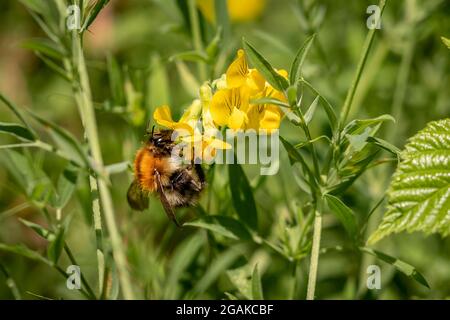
[134,147,172,192]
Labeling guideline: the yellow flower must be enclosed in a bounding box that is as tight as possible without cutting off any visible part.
[226,49,265,94]
[153,102,201,135]
[210,86,250,130]
[220,50,287,132]
[197,0,266,23]
[154,99,230,162]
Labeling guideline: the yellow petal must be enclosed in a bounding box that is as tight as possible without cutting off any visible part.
[228,0,267,22]
[153,105,176,128]
[179,99,202,123]
[245,105,261,130]
[226,49,248,88]
[210,89,232,126]
[246,69,266,95]
[228,107,248,130]
[259,106,281,131]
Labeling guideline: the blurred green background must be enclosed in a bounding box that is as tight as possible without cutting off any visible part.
[0,0,449,299]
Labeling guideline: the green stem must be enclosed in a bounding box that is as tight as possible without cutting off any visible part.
[70,33,134,299]
[306,210,322,300]
[339,0,387,127]
[188,0,207,80]
[64,244,97,299]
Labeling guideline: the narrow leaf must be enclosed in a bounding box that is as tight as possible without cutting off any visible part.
[0,122,35,141]
[360,247,430,289]
[324,194,358,240]
[229,163,258,230]
[289,34,316,85]
[251,265,264,300]
[185,216,252,241]
[242,39,289,91]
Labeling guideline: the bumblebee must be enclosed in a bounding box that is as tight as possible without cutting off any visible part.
[127,129,205,226]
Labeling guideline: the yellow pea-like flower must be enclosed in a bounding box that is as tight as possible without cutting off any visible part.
[210,86,250,130]
[197,0,267,23]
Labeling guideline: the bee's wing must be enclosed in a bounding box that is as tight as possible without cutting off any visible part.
[127,180,149,211]
[155,170,181,227]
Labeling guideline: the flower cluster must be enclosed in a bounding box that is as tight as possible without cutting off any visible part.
[152,49,288,160]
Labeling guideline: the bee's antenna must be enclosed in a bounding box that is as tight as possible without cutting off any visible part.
[151,125,155,138]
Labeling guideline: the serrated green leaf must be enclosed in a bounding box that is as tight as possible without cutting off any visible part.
[324,194,358,241]
[360,247,430,289]
[289,34,315,85]
[369,119,450,244]
[229,163,258,230]
[185,216,252,241]
[242,39,289,91]
[0,122,35,141]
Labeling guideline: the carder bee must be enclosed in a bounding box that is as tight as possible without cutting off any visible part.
[127,128,205,226]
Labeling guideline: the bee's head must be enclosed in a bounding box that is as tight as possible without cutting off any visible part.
[148,129,175,152]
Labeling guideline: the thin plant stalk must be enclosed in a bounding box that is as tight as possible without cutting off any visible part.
[306,210,322,300]
[70,33,134,300]
[188,0,207,81]
[339,0,387,127]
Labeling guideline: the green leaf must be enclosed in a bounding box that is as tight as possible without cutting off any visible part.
[324,194,358,240]
[26,110,88,167]
[19,219,54,241]
[19,0,47,15]
[360,247,430,289]
[251,264,263,300]
[22,38,65,60]
[214,0,229,42]
[81,0,110,32]
[367,136,401,157]
[229,164,258,230]
[169,50,210,64]
[369,119,450,244]
[53,164,79,209]
[226,264,252,299]
[0,122,35,141]
[441,36,450,49]
[249,97,290,108]
[242,39,289,91]
[175,61,200,97]
[165,233,204,299]
[185,216,252,241]
[303,95,319,125]
[289,34,315,85]
[0,243,53,266]
[107,54,125,106]
[190,246,243,297]
[300,79,338,132]
[343,114,395,136]
[1,150,55,207]
[47,226,66,264]
[148,54,170,110]
[0,93,36,137]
